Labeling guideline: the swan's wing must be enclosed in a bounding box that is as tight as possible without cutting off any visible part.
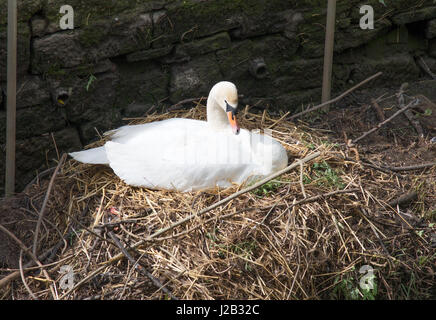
[69,146,109,164]
[104,121,263,191]
[105,119,195,144]
[104,119,211,190]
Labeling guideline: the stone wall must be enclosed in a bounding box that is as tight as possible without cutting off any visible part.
[1,0,436,192]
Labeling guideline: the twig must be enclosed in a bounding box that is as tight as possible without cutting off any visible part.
[23,167,56,193]
[384,163,436,172]
[397,83,424,138]
[289,72,383,120]
[19,250,38,300]
[51,132,60,161]
[352,98,420,144]
[0,240,63,289]
[267,111,290,129]
[153,210,242,242]
[59,265,107,299]
[371,98,385,121]
[341,156,404,178]
[0,223,57,299]
[416,56,436,79]
[387,191,418,207]
[270,188,361,224]
[168,94,245,112]
[32,154,67,256]
[330,213,351,262]
[168,97,206,111]
[107,231,178,300]
[298,160,307,198]
[359,209,392,258]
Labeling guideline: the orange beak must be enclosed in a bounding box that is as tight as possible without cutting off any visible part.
[227,111,240,135]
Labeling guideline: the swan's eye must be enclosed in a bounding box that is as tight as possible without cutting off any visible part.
[225,100,238,117]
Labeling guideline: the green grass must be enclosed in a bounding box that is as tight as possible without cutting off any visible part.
[247,179,290,198]
[251,180,283,197]
[304,161,345,189]
[206,232,257,271]
[329,268,378,300]
[86,74,97,91]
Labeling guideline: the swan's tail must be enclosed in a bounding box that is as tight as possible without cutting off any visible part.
[69,146,109,165]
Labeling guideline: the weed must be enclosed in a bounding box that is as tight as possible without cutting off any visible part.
[251,180,283,197]
[86,74,97,91]
[305,161,345,189]
[330,270,378,300]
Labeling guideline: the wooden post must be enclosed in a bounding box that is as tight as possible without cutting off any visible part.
[321,0,337,108]
[5,0,17,197]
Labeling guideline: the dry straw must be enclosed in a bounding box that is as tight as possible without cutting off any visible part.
[0,102,435,300]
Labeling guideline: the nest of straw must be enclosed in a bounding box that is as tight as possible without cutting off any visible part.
[1,103,435,300]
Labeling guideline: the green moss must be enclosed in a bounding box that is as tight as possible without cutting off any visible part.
[42,0,153,28]
[0,0,43,24]
[154,0,296,47]
[78,24,108,48]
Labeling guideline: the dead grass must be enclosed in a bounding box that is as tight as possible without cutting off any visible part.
[0,103,435,300]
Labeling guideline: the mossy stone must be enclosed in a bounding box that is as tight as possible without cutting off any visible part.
[350,54,420,87]
[174,32,231,59]
[169,53,222,103]
[0,0,43,25]
[153,0,294,47]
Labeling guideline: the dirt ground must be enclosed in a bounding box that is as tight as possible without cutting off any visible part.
[308,80,436,167]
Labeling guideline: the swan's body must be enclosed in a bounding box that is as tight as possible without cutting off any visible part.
[70,82,288,192]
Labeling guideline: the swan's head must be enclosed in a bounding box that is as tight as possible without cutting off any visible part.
[209,81,240,135]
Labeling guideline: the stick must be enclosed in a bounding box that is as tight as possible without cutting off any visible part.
[289,72,383,120]
[107,231,178,300]
[59,265,107,300]
[0,224,57,299]
[19,250,38,300]
[321,0,337,108]
[359,209,392,258]
[371,98,385,121]
[416,56,436,80]
[397,83,424,138]
[298,160,307,199]
[32,153,67,256]
[385,163,436,171]
[23,167,56,193]
[168,97,206,111]
[0,240,63,289]
[271,188,361,223]
[168,94,245,111]
[387,191,418,207]
[352,98,420,144]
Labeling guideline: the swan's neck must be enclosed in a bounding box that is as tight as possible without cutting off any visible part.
[206,96,229,130]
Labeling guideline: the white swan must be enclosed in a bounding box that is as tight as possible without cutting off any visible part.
[69,81,288,192]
